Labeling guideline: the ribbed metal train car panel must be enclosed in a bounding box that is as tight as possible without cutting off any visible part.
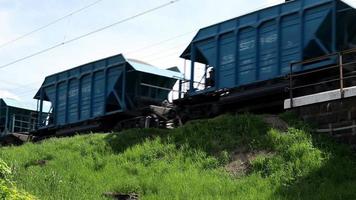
[35,54,183,128]
[181,0,356,95]
[80,74,92,120]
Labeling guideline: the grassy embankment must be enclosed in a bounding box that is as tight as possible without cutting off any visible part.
[1,113,356,199]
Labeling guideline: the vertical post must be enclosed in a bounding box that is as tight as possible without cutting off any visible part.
[137,72,142,101]
[89,72,94,117]
[39,88,44,128]
[36,99,39,112]
[12,114,15,133]
[122,64,127,110]
[183,59,187,92]
[339,53,344,98]
[190,45,196,92]
[64,80,69,124]
[215,35,220,89]
[28,113,31,131]
[103,61,108,114]
[178,79,182,99]
[289,63,294,108]
[204,64,208,89]
[171,88,175,101]
[5,107,9,133]
[78,78,82,121]
[54,83,59,126]
[32,113,36,130]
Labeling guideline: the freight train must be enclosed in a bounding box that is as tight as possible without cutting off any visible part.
[176,0,356,120]
[1,0,356,143]
[33,54,183,138]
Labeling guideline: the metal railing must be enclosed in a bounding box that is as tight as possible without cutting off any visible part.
[8,114,37,133]
[177,79,206,99]
[140,83,186,102]
[288,48,356,108]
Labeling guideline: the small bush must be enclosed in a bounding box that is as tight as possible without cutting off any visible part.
[0,159,35,200]
[252,128,323,186]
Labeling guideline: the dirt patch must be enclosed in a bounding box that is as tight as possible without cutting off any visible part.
[24,156,54,169]
[225,147,274,176]
[103,192,139,200]
[262,115,289,132]
[24,160,49,168]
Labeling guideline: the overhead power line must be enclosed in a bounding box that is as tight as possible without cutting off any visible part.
[0,0,105,50]
[0,0,180,70]
[0,27,193,90]
[138,42,187,60]
[125,30,195,55]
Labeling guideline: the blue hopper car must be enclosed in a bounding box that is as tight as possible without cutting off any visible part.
[0,98,38,137]
[34,54,183,136]
[181,0,356,96]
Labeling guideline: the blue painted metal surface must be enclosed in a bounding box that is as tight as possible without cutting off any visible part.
[181,0,356,95]
[0,98,38,135]
[34,54,182,128]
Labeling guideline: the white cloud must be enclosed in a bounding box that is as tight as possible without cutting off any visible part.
[341,0,356,8]
[0,89,20,100]
[0,11,13,44]
[266,0,284,5]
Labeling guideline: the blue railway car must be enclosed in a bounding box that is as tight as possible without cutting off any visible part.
[34,54,183,135]
[0,98,38,136]
[181,0,356,95]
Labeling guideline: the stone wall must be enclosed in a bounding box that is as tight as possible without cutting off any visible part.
[292,97,356,144]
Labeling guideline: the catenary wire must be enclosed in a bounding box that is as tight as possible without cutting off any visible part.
[0,28,191,90]
[0,0,106,50]
[0,0,180,70]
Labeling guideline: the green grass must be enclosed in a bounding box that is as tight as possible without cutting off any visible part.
[0,159,34,199]
[1,114,356,199]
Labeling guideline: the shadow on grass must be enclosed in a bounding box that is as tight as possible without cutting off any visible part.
[275,134,356,200]
[104,114,269,156]
[104,128,169,153]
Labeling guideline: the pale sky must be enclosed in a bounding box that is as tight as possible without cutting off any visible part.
[0,0,284,107]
